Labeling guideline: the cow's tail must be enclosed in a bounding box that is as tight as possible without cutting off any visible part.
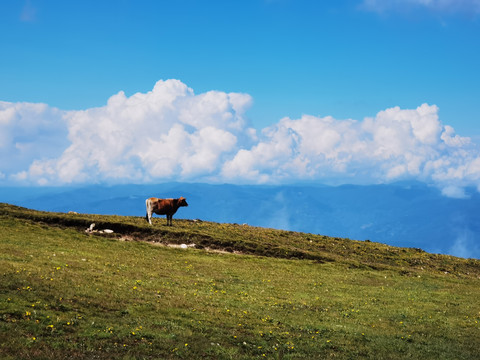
[145,199,148,222]
[145,198,150,223]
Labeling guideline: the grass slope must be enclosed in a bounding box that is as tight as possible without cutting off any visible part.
[1,203,479,359]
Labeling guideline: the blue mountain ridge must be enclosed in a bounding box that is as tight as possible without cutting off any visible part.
[1,182,479,259]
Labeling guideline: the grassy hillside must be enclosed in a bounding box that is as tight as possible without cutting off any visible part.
[1,203,479,359]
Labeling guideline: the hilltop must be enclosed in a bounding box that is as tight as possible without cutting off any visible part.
[3,182,480,259]
[1,203,479,359]
[1,203,478,276]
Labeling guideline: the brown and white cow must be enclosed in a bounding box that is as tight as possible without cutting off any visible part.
[145,197,188,226]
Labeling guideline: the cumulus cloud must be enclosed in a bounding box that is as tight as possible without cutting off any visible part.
[222,103,480,193]
[361,0,480,14]
[1,79,480,197]
[16,80,254,184]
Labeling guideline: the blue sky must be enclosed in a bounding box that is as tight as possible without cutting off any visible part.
[1,0,480,193]
[2,0,479,131]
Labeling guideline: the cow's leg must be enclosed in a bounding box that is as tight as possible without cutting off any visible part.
[167,215,172,226]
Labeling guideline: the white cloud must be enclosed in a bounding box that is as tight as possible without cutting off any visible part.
[441,185,469,198]
[222,103,480,194]
[1,80,480,197]
[17,79,254,185]
[361,0,480,14]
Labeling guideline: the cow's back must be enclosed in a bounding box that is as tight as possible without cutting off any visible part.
[149,197,176,215]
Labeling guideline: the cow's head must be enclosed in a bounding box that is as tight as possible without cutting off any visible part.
[178,197,188,207]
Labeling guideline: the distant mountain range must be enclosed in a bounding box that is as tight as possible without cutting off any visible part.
[2,182,479,259]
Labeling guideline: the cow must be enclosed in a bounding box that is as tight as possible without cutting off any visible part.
[145,197,188,226]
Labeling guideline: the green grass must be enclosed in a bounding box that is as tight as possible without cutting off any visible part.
[1,203,479,359]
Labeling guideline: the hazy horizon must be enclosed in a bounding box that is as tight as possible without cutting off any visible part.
[3,181,479,260]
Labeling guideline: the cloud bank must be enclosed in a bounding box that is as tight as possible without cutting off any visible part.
[1,79,480,195]
[0,101,69,181]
